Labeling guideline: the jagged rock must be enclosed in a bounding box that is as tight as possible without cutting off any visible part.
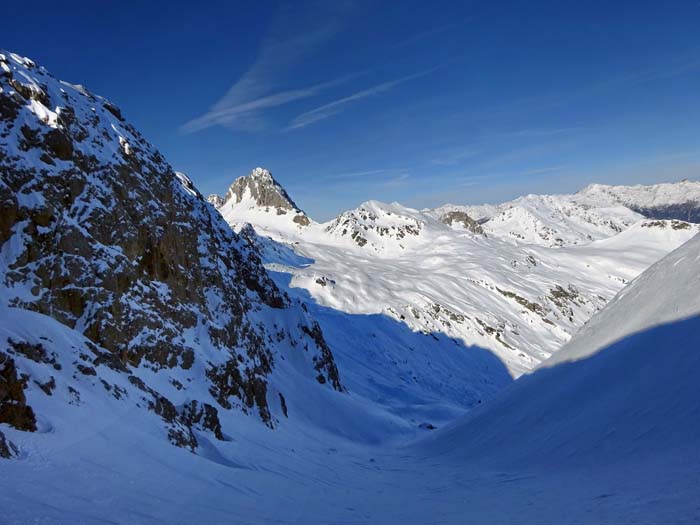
[179,400,224,440]
[641,219,691,230]
[103,101,123,121]
[0,430,19,459]
[211,167,312,229]
[43,128,73,160]
[440,210,484,234]
[293,214,310,226]
[0,354,37,432]
[148,392,198,451]
[223,167,300,211]
[301,322,342,391]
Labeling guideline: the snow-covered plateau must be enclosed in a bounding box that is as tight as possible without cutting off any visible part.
[2,49,700,524]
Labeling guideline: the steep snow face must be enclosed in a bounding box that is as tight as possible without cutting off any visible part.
[0,51,342,457]
[425,232,700,470]
[547,228,700,367]
[210,167,311,232]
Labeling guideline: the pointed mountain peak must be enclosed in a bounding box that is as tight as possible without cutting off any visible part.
[223,167,301,212]
[213,168,311,228]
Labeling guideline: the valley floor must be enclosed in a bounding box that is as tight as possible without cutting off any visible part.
[2,420,698,524]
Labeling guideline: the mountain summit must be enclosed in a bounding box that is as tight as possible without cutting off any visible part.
[209,167,310,227]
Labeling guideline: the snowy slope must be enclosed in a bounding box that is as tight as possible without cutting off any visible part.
[323,200,446,253]
[2,235,698,524]
[426,202,498,223]
[425,231,700,468]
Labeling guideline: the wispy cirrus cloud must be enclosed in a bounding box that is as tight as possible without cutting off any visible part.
[431,148,481,166]
[182,77,350,133]
[322,167,410,181]
[320,167,413,189]
[287,67,439,130]
[181,2,354,133]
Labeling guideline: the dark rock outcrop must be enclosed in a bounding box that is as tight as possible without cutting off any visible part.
[0,354,37,432]
[0,430,19,459]
[440,211,484,234]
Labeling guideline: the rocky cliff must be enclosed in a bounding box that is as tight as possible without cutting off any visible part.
[0,51,341,457]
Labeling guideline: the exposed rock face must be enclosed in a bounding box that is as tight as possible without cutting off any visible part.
[0,51,342,454]
[640,219,692,230]
[0,430,18,459]
[223,167,300,211]
[179,400,225,441]
[0,354,37,432]
[440,211,484,234]
[211,167,311,228]
[293,214,311,226]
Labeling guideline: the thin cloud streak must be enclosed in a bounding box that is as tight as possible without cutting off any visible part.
[181,2,353,133]
[431,149,481,166]
[287,67,440,130]
[182,77,350,133]
[381,173,411,188]
[322,168,410,181]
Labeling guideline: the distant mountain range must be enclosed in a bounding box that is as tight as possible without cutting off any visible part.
[207,167,698,380]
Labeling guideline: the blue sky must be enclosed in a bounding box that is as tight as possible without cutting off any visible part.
[5,1,700,219]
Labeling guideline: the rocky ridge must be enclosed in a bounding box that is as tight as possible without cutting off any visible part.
[0,51,341,457]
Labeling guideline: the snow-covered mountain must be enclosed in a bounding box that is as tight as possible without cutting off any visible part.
[431,180,700,248]
[0,51,342,459]
[208,167,311,232]
[576,180,700,222]
[479,193,641,246]
[211,170,698,378]
[322,200,485,253]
